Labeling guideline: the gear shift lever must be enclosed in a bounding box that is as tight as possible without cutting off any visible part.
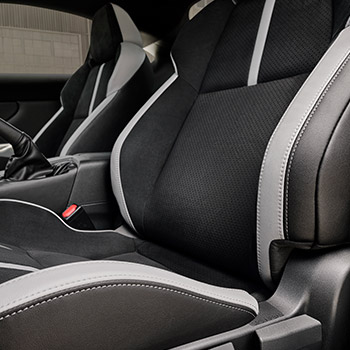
[0,118,53,181]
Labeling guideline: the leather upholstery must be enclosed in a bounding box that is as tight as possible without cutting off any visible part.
[0,0,350,348]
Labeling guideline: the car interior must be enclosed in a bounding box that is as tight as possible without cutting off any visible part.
[0,0,350,349]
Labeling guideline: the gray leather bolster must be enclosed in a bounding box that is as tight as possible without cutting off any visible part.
[0,261,258,349]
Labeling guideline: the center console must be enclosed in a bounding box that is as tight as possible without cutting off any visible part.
[0,153,122,230]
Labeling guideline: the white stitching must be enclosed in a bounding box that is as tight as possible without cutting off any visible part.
[284,53,350,236]
[0,283,256,322]
[277,50,350,240]
[0,199,117,235]
[0,268,257,311]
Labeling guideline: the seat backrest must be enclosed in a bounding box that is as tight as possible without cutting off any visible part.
[34,4,154,157]
[112,0,350,289]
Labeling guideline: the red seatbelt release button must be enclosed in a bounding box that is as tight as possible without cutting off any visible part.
[62,204,78,219]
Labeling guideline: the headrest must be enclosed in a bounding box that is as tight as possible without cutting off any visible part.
[90,3,143,64]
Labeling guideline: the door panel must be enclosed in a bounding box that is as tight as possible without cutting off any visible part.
[0,102,19,121]
[2,101,60,138]
[0,74,69,139]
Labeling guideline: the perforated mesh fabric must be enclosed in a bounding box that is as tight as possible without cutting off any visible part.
[333,0,350,38]
[143,75,306,281]
[57,56,118,154]
[200,0,264,92]
[258,0,332,83]
[119,0,336,285]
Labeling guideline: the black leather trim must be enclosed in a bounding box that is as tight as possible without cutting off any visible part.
[285,52,350,245]
[317,102,350,245]
[0,281,255,350]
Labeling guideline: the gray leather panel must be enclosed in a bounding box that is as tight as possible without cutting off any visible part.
[107,43,146,95]
[115,225,138,238]
[33,107,64,143]
[0,263,38,272]
[248,0,276,86]
[112,4,143,47]
[0,261,258,315]
[257,26,350,285]
[0,143,14,158]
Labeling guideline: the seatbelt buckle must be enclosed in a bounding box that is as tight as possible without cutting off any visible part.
[62,204,95,230]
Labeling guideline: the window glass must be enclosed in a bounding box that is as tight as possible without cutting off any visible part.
[0,4,91,74]
[189,0,215,20]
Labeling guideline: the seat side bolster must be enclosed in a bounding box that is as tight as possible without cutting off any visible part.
[0,261,258,316]
[0,262,256,349]
[257,26,350,287]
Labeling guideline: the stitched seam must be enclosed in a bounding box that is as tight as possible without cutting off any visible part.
[277,52,350,240]
[0,283,256,322]
[285,53,350,237]
[256,46,350,277]
[0,270,257,310]
[201,72,308,95]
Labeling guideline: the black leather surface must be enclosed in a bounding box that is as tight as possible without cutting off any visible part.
[317,103,350,245]
[285,54,350,245]
[4,133,53,181]
[0,281,255,350]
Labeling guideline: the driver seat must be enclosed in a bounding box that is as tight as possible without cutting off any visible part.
[0,0,350,348]
[32,3,154,157]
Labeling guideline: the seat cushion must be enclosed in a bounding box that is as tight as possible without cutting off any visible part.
[0,200,269,298]
[0,200,258,349]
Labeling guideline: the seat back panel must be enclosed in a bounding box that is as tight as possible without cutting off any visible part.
[115,0,338,286]
[259,0,332,83]
[142,74,306,281]
[200,0,265,92]
[171,0,235,91]
[120,77,198,232]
